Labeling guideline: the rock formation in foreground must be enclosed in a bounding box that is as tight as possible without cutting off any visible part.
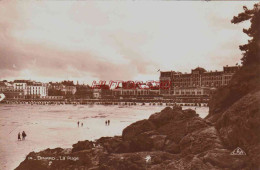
[16,93,260,170]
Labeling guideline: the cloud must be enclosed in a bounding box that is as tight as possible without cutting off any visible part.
[0,1,156,82]
[0,1,256,84]
[0,40,140,81]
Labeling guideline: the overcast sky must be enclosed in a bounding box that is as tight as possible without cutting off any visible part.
[0,1,257,84]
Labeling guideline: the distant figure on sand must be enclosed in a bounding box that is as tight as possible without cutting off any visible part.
[77,121,80,127]
[108,120,110,126]
[22,131,26,140]
[81,122,83,127]
[105,120,107,126]
[18,132,21,141]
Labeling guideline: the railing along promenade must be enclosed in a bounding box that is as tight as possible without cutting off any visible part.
[1,98,209,107]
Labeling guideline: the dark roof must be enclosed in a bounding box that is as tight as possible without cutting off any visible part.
[0,82,6,87]
[14,80,31,83]
[192,67,206,72]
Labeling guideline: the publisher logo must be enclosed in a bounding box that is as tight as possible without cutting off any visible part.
[230,147,246,155]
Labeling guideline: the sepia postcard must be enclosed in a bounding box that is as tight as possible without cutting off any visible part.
[0,0,259,170]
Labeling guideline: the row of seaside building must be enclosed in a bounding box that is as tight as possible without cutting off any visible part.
[106,65,239,102]
[0,80,77,99]
[0,65,239,102]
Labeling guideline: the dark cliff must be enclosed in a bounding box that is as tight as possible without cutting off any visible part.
[207,63,260,123]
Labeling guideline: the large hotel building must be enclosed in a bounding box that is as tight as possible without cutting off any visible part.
[160,66,239,102]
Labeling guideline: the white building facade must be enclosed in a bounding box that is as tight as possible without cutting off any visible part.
[13,80,48,99]
[26,84,47,98]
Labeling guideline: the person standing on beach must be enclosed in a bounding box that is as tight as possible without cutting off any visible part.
[105,120,107,126]
[18,132,21,141]
[108,120,110,126]
[81,122,83,127]
[22,131,26,140]
[77,121,80,127]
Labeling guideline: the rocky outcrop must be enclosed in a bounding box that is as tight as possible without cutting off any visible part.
[207,64,260,122]
[122,119,156,141]
[206,62,260,169]
[72,140,94,153]
[16,103,260,170]
[215,91,260,168]
[216,91,260,148]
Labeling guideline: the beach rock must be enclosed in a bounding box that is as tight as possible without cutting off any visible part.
[150,135,167,150]
[116,141,132,153]
[179,126,223,155]
[165,148,250,170]
[216,91,260,148]
[157,114,208,145]
[122,119,155,141]
[164,141,180,154]
[128,131,155,152]
[99,151,178,170]
[202,148,249,169]
[95,136,122,153]
[15,147,94,170]
[215,91,260,168]
[125,131,167,152]
[121,107,209,153]
[72,140,94,153]
[148,107,182,127]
